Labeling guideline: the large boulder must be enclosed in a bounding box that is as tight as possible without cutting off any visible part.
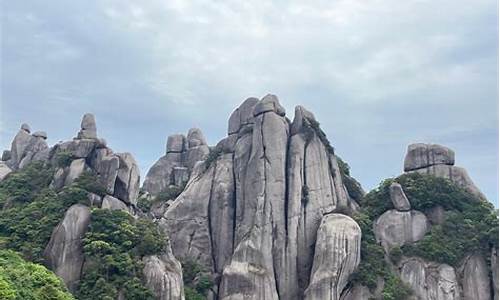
[492,248,499,300]
[77,113,97,139]
[227,97,259,135]
[0,162,12,181]
[143,251,185,300]
[166,134,186,153]
[389,182,411,211]
[143,152,183,196]
[8,126,48,169]
[399,257,460,300]
[44,204,91,292]
[114,153,140,205]
[460,254,491,300]
[304,214,361,300]
[101,195,129,212]
[408,164,486,201]
[374,209,429,252]
[404,143,455,171]
[64,158,86,186]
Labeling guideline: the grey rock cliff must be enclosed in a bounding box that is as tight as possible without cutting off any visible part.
[304,214,361,300]
[399,257,460,300]
[147,96,360,300]
[44,204,91,292]
[143,247,185,300]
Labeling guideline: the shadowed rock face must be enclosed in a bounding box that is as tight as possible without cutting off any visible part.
[143,247,185,300]
[151,95,359,300]
[460,254,491,300]
[44,204,91,292]
[399,257,460,300]
[143,128,209,196]
[304,214,361,300]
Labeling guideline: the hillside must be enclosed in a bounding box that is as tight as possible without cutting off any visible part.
[0,95,497,300]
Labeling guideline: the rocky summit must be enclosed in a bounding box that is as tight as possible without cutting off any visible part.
[0,95,497,300]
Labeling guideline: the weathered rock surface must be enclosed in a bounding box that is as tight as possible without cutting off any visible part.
[460,254,491,300]
[404,143,455,171]
[144,128,209,196]
[77,113,97,139]
[32,131,47,139]
[399,257,460,300]
[8,126,49,169]
[304,214,361,300]
[492,248,499,300]
[143,249,185,300]
[64,158,86,186]
[340,284,373,300]
[101,195,129,212]
[228,97,259,135]
[0,162,12,181]
[44,204,91,292]
[114,153,140,205]
[408,164,486,200]
[374,209,429,252]
[390,182,411,211]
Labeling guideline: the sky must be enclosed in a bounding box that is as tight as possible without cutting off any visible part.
[1,0,498,205]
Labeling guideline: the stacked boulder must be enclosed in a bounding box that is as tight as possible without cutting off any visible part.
[151,95,361,300]
[371,144,496,300]
[0,123,49,180]
[143,128,210,196]
[404,143,486,200]
[374,182,429,253]
[1,114,185,298]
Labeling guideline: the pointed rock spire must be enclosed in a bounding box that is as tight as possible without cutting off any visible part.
[77,113,97,139]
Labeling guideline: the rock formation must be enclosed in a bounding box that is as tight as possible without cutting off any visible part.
[44,204,91,292]
[1,96,496,300]
[143,248,185,300]
[304,214,361,300]
[143,128,210,196]
[151,95,360,300]
[399,257,461,300]
[404,143,486,200]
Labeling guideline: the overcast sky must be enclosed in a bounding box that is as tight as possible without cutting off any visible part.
[1,0,498,205]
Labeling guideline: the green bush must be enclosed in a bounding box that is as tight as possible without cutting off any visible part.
[73,170,107,197]
[0,249,74,300]
[54,151,74,168]
[156,183,186,203]
[205,147,222,171]
[182,258,213,300]
[77,209,165,300]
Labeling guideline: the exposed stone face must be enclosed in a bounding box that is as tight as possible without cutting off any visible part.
[144,153,183,196]
[389,182,411,211]
[399,257,460,300]
[167,134,187,153]
[32,131,47,139]
[8,128,49,169]
[304,214,361,300]
[340,284,373,300]
[460,254,491,300]
[228,97,259,135]
[2,150,11,161]
[404,143,455,171]
[44,204,91,292]
[143,251,185,300]
[21,123,31,133]
[161,161,215,271]
[492,248,499,300]
[408,164,486,201]
[187,128,207,147]
[77,113,97,139]
[114,153,140,205]
[101,195,129,212]
[374,209,429,252]
[0,162,12,181]
[64,158,86,186]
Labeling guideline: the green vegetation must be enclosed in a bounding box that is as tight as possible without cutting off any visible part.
[0,162,105,263]
[0,249,74,300]
[77,209,166,300]
[182,258,213,300]
[336,156,364,202]
[352,172,498,299]
[303,117,335,154]
[138,182,187,213]
[204,147,222,171]
[54,150,74,168]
